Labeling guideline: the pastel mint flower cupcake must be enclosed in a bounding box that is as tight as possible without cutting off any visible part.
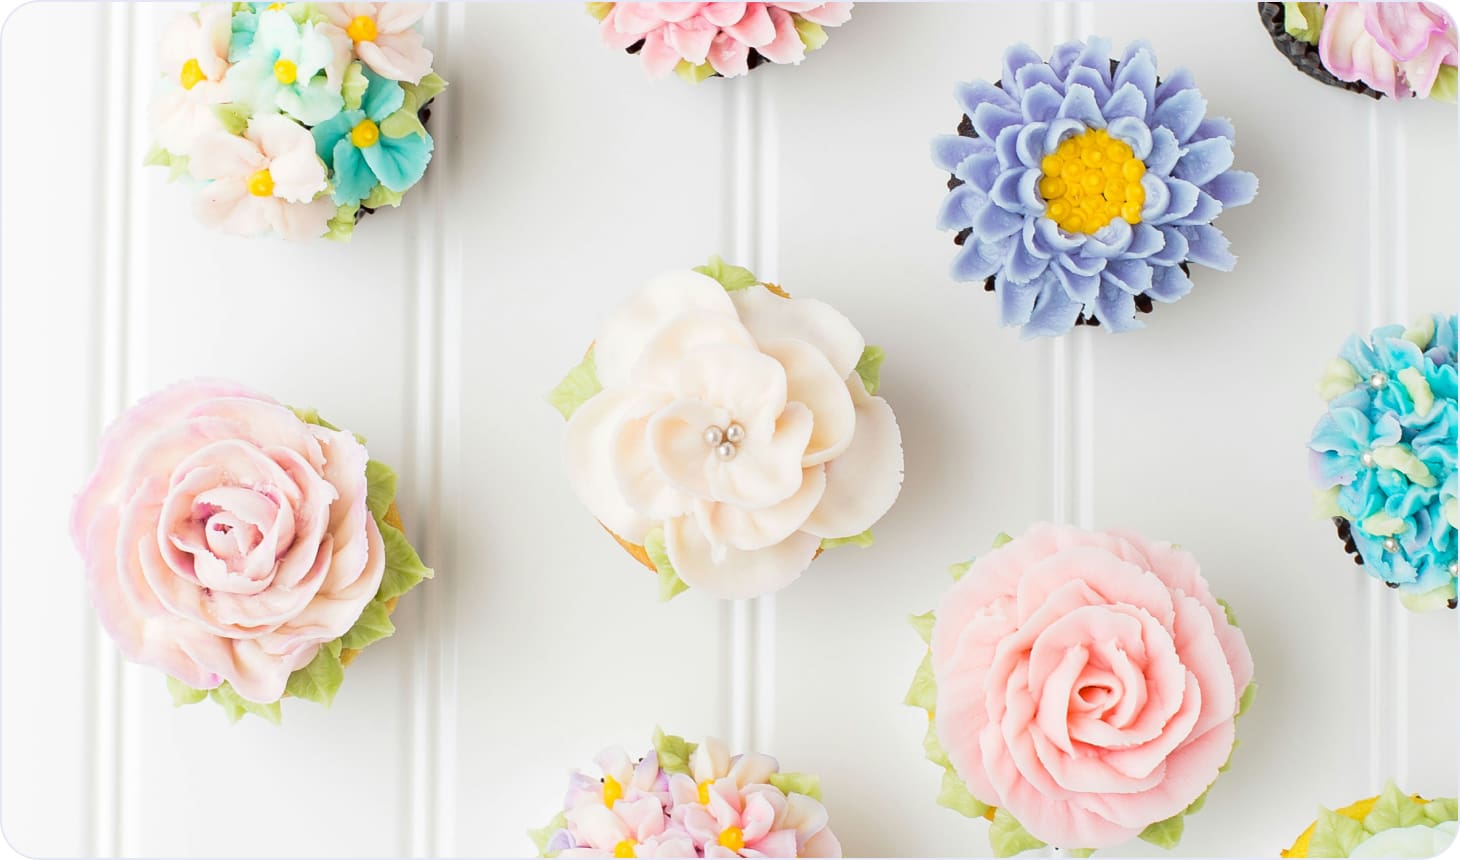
[1280,782,1457,858]
[933,38,1258,337]
[1309,314,1458,610]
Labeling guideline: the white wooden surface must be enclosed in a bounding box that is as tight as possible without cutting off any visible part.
[1,2,1457,857]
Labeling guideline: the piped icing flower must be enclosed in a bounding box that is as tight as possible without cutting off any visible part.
[933,38,1258,337]
[531,730,842,858]
[587,3,852,83]
[1308,314,1458,611]
[145,3,445,241]
[1260,3,1459,101]
[1280,782,1458,858]
[907,525,1255,855]
[550,257,903,601]
[69,380,432,722]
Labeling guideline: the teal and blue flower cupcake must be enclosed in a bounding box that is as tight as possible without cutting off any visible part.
[932,38,1258,337]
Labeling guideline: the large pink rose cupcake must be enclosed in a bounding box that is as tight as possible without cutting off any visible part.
[70,380,432,722]
[906,525,1255,855]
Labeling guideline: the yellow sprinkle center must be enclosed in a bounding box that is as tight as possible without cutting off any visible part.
[273,58,298,85]
[346,14,378,42]
[718,827,746,852]
[602,775,624,807]
[179,58,206,90]
[612,839,637,859]
[350,118,380,148]
[246,168,275,197]
[1038,128,1147,234]
[697,780,712,805]
[266,2,286,9]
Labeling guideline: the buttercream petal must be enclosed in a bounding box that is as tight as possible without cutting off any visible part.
[357,29,433,83]
[694,466,826,553]
[361,127,434,192]
[801,376,902,539]
[704,402,813,509]
[729,286,866,380]
[664,517,820,599]
[595,270,738,388]
[1179,224,1237,271]
[564,389,656,543]
[761,339,855,466]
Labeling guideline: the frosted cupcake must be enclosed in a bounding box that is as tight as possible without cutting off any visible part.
[550,257,903,601]
[1309,314,1458,611]
[588,3,852,83]
[1259,3,1457,101]
[907,525,1255,855]
[70,380,432,722]
[146,3,446,241]
[933,38,1257,336]
[1281,782,1457,858]
[531,729,841,857]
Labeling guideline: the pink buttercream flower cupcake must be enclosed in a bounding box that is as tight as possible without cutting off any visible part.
[70,380,433,722]
[587,2,853,83]
[906,525,1255,855]
[1259,3,1458,101]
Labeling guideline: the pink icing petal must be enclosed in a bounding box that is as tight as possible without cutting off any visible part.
[600,11,647,50]
[267,195,336,242]
[708,31,752,77]
[702,3,749,28]
[197,180,272,237]
[801,828,841,858]
[724,3,775,45]
[1321,2,1405,96]
[741,791,778,843]
[356,30,434,83]
[730,752,780,787]
[374,1,428,34]
[638,29,685,78]
[666,19,718,65]
[782,2,853,26]
[1364,1,1449,61]
[187,130,267,182]
[752,7,805,64]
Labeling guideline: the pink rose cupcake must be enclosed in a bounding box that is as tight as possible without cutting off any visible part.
[70,380,433,722]
[586,3,853,83]
[906,525,1255,855]
[1259,3,1458,101]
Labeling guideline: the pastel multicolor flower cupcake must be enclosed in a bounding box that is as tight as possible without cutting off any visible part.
[530,729,842,858]
[1309,314,1458,611]
[1259,3,1458,101]
[587,3,852,83]
[549,257,903,601]
[907,525,1255,855]
[933,38,1258,337]
[146,3,446,241]
[1281,782,1457,858]
[70,380,433,722]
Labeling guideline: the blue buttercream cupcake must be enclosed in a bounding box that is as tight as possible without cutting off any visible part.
[1309,314,1459,611]
[932,38,1258,337]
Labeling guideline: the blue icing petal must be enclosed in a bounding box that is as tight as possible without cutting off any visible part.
[1203,170,1258,208]
[1054,263,1101,303]
[312,110,363,162]
[1071,37,1114,87]
[1094,281,1141,332]
[994,125,1022,169]
[1192,116,1237,143]
[997,271,1043,326]
[1113,50,1158,109]
[935,185,982,231]
[330,139,378,206]
[1124,223,1165,259]
[955,80,1017,118]
[1173,137,1234,186]
[1015,124,1049,168]
[1153,87,1207,141]
[1107,116,1153,159]
[1002,43,1047,98]
[1015,62,1064,97]
[972,102,1023,142]
[1145,263,1192,303]
[362,128,434,192]
[1154,66,1198,105]
[1021,84,1063,123]
[989,169,1026,211]
[1067,65,1112,103]
[361,65,407,122]
[1179,224,1235,270]
[1104,257,1154,294]
[1081,219,1134,258]
[1145,126,1183,175]
[1057,83,1105,128]
[1155,178,1201,224]
[1180,192,1224,226]
[1047,40,1084,79]
[1103,83,1149,122]
[1141,173,1172,220]
[1007,235,1051,282]
[951,236,1010,281]
[955,151,1000,191]
[932,134,984,172]
[1025,277,1083,337]
[971,198,1025,240]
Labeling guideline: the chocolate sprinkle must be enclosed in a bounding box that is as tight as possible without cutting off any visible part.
[1257,3,1383,99]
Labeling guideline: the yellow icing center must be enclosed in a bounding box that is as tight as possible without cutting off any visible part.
[612,839,637,859]
[347,15,378,42]
[273,58,298,85]
[1038,128,1147,234]
[602,775,624,807]
[350,118,380,148]
[266,2,286,9]
[697,780,712,805]
[246,169,275,197]
[179,58,206,90]
[718,827,746,852]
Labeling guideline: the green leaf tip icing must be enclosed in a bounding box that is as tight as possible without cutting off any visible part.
[821,528,873,550]
[644,527,690,601]
[908,610,936,645]
[285,642,344,706]
[548,350,603,421]
[363,183,405,209]
[342,62,367,111]
[904,653,937,711]
[936,767,989,819]
[209,682,282,724]
[529,811,568,858]
[769,772,823,802]
[1238,682,1257,718]
[143,145,192,181]
[167,675,208,706]
[325,204,358,242]
[212,102,252,136]
[793,16,829,51]
[693,255,760,292]
[1309,806,1369,858]
[990,807,1047,858]
[1283,2,1325,43]
[1432,65,1458,102]
[378,517,434,602]
[992,532,1013,548]
[1138,813,1185,849]
[1364,781,1428,832]
[652,727,698,776]
[341,598,396,650]
[674,59,717,84]
[854,346,885,396]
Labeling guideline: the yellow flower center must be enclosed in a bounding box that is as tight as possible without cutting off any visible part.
[350,118,380,148]
[347,14,378,42]
[602,775,624,807]
[246,168,275,198]
[266,2,286,9]
[273,58,298,85]
[612,839,637,859]
[1038,128,1147,234]
[697,780,712,805]
[179,58,206,90]
[718,827,746,852]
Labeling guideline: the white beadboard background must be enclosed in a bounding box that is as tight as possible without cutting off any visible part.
[2,2,1457,857]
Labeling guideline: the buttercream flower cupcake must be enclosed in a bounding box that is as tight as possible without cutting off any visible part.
[146,3,446,241]
[530,729,842,858]
[550,257,903,601]
[907,525,1255,855]
[1309,314,1458,611]
[70,380,433,722]
[1259,3,1458,101]
[1281,782,1457,858]
[587,3,852,83]
[933,38,1258,336]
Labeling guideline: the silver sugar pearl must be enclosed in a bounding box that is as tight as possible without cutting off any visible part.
[725,422,746,444]
[1383,537,1400,553]
[1360,451,1376,467]
[703,425,725,446]
[1369,371,1389,389]
[715,441,738,461]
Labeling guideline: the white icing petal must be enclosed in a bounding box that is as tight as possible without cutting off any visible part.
[706,402,814,509]
[801,375,904,539]
[664,515,821,599]
[629,310,758,392]
[1349,822,1457,859]
[731,285,867,379]
[648,398,731,500]
[594,271,738,388]
[669,344,788,436]
[612,409,692,521]
[563,389,657,543]
[762,338,856,466]
[694,466,827,553]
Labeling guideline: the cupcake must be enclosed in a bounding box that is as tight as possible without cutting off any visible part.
[1258,3,1457,101]
[70,380,433,722]
[1308,314,1458,611]
[550,257,903,601]
[907,525,1255,855]
[1281,782,1457,858]
[933,38,1258,337]
[146,3,446,241]
[587,3,852,83]
[530,729,841,857]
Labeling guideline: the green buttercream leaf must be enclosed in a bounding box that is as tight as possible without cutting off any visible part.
[652,727,698,776]
[936,768,988,819]
[1398,367,1435,418]
[693,255,759,292]
[643,527,689,601]
[212,102,251,136]
[1217,597,1240,628]
[1365,781,1428,832]
[529,811,568,857]
[769,772,823,801]
[378,518,434,602]
[854,346,886,395]
[1317,358,1361,401]
[1314,488,1344,519]
[143,145,191,181]
[673,59,717,84]
[1138,813,1185,849]
[793,16,829,51]
[1372,445,1436,487]
[585,2,614,21]
[1430,64,1458,103]
[909,611,936,645]
[948,560,974,582]
[1238,682,1257,718]
[325,204,358,242]
[1309,806,1369,858]
[166,676,208,706]
[363,183,405,209]
[365,459,398,521]
[1185,787,1210,816]
[342,61,367,112]
[284,644,344,706]
[142,145,170,167]
[381,107,429,141]
[989,807,1046,858]
[289,406,366,444]
[1283,2,1325,43]
[209,682,282,724]
[403,73,447,109]
[923,719,950,769]
[1421,798,1458,825]
[904,653,938,711]
[548,351,603,420]
[1362,512,1407,536]
[1065,850,1095,858]
[821,529,873,550]
[992,532,1013,548]
[341,598,396,650]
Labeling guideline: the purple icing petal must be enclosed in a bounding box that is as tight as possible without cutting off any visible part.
[1146,263,1193,302]
[1042,117,1087,153]
[1048,40,1083,78]
[990,169,1025,211]
[1152,87,1207,143]
[1154,66,1197,106]
[1079,219,1134,258]
[1016,168,1045,215]
[1103,257,1154,294]
[1179,224,1237,270]
[1016,122,1051,167]
[1203,170,1258,208]
[972,102,1023,141]
[955,151,1001,192]
[1118,39,1157,68]
[1022,83,1063,124]
[1140,173,1172,219]
[1179,191,1223,225]
[936,184,984,231]
[1107,116,1153,159]
[952,235,1012,281]
[1191,116,1236,144]
[1068,65,1112,103]
[1021,218,1053,260]
[1015,62,1064,97]
[1125,223,1165,258]
[998,271,1044,326]
[1113,50,1158,109]
[1150,226,1189,266]
[1154,177,1201,224]
[932,134,986,172]
[973,199,1025,240]
[1007,235,1051,281]
[1034,217,1083,255]
[1058,83,1106,128]
[995,125,1022,168]
[1072,37,1115,88]
[1059,250,1107,277]
[1145,126,1182,175]
[1103,82,1149,122]
[1094,281,1142,331]
[955,79,1019,117]
[1002,43,1046,98]
[1173,137,1234,186]
[1025,276,1083,337]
